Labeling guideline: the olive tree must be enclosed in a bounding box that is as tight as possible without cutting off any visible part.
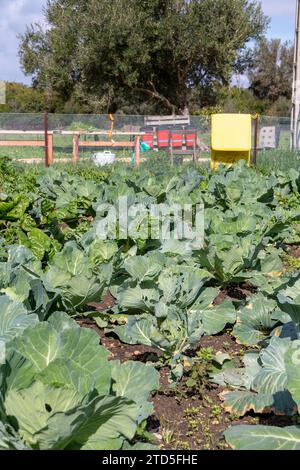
[19,0,268,113]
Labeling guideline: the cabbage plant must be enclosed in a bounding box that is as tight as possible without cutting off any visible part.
[0,311,159,450]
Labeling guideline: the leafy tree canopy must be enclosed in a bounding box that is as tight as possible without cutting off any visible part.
[0,82,45,113]
[248,38,294,103]
[19,0,268,114]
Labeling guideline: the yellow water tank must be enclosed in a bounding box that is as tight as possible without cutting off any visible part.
[211,114,252,170]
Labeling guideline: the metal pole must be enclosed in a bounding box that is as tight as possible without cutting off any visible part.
[291,0,300,150]
[44,112,50,167]
[253,115,259,169]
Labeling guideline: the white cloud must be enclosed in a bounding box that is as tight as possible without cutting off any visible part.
[0,0,46,83]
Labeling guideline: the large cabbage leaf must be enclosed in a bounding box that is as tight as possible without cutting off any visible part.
[278,278,300,334]
[0,313,158,450]
[225,425,300,450]
[43,242,106,311]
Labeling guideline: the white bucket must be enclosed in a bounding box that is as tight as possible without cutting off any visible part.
[92,151,116,167]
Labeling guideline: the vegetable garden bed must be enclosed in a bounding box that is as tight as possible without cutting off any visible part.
[79,318,259,450]
[78,290,298,450]
[0,156,300,450]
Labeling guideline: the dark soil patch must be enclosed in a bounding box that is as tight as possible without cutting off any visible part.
[76,319,161,362]
[88,290,116,312]
[150,378,255,450]
[148,332,251,450]
[214,282,256,305]
[200,332,243,356]
[259,414,296,427]
[287,244,300,259]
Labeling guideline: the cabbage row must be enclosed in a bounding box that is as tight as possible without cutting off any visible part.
[1,160,300,450]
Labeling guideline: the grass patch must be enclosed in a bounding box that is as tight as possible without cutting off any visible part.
[256,150,300,173]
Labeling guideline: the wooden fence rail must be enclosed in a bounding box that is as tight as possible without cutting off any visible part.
[0,128,142,166]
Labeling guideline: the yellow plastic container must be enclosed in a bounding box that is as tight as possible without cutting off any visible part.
[211,114,252,170]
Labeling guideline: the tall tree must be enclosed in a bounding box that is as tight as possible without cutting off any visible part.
[248,38,294,102]
[19,0,268,114]
[0,82,61,113]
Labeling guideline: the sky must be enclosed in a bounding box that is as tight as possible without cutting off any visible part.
[0,0,297,85]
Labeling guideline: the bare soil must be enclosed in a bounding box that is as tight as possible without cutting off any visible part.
[288,244,300,259]
[213,283,257,305]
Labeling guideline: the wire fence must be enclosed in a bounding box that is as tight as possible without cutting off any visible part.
[0,113,296,167]
[0,113,211,131]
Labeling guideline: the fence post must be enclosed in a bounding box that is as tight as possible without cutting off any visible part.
[73,134,79,165]
[134,136,140,167]
[48,132,54,165]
